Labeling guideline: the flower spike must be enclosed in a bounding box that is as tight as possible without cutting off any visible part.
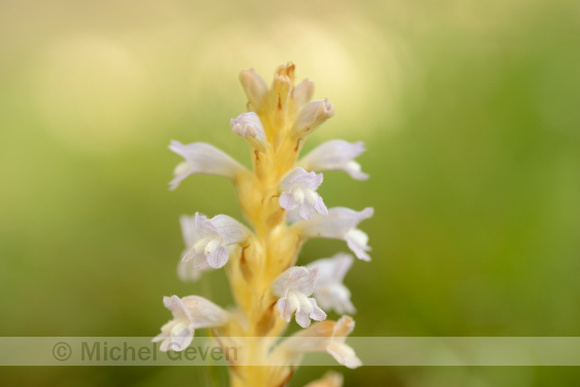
[168,141,244,190]
[279,167,328,220]
[300,140,369,180]
[159,64,372,386]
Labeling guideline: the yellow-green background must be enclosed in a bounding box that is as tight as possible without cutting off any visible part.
[1,0,579,385]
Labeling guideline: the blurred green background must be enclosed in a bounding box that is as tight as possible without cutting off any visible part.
[1,0,579,385]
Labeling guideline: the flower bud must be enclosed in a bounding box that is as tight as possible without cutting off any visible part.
[293,98,335,138]
[240,69,268,112]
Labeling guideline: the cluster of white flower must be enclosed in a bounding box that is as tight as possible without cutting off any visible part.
[153,64,373,385]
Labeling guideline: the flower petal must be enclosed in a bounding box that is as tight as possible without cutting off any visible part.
[159,324,194,352]
[346,228,371,261]
[210,214,250,245]
[179,295,230,327]
[296,308,313,328]
[206,245,229,268]
[277,298,292,323]
[163,295,193,321]
[299,201,316,221]
[280,191,300,210]
[273,266,318,297]
[309,298,328,322]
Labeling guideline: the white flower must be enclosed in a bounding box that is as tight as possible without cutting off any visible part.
[230,112,267,151]
[177,215,212,282]
[307,253,356,315]
[152,295,229,352]
[273,266,327,328]
[271,315,362,369]
[279,167,328,220]
[239,68,268,112]
[181,213,250,269]
[300,140,369,181]
[297,207,374,261]
[293,98,335,138]
[168,141,244,190]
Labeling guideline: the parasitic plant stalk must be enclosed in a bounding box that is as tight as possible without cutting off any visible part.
[153,63,373,386]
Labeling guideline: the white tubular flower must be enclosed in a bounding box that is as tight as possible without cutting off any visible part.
[181,213,250,269]
[307,253,356,315]
[168,141,244,190]
[293,98,335,138]
[273,266,327,328]
[272,316,362,369]
[240,68,268,112]
[300,140,369,181]
[177,215,212,282]
[293,78,315,109]
[152,295,229,352]
[326,316,362,369]
[230,112,267,151]
[279,167,328,220]
[297,207,374,261]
